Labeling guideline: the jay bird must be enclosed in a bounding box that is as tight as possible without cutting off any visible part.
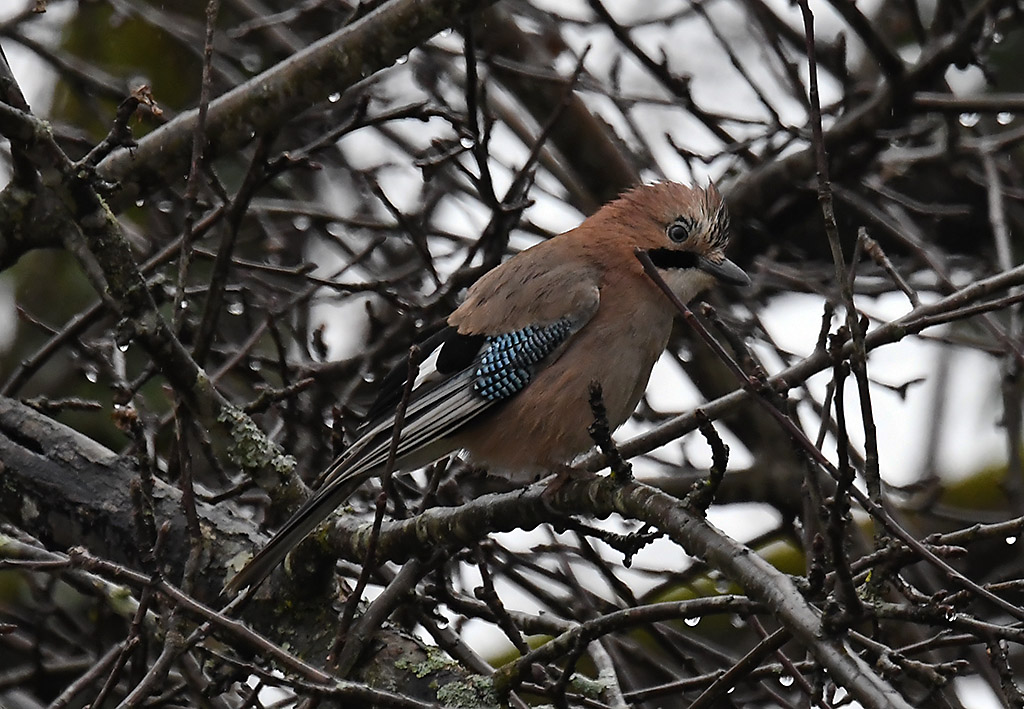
[226,180,749,595]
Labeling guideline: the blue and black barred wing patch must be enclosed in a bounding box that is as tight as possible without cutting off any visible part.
[473,319,575,401]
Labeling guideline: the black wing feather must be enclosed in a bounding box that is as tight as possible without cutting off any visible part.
[363,326,486,425]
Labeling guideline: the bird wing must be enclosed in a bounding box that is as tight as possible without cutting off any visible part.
[317,302,603,488]
[225,270,601,595]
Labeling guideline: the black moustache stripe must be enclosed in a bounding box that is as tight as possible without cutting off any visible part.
[647,248,701,270]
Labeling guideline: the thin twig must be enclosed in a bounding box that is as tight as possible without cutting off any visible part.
[635,248,1024,625]
[334,344,423,672]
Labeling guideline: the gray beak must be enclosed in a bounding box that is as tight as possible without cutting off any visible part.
[699,255,751,287]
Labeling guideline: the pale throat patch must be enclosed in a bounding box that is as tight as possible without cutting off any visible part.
[658,267,715,304]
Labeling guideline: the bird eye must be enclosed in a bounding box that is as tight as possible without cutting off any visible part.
[667,218,693,243]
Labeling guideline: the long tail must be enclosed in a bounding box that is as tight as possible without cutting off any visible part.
[223,463,372,596]
[223,348,495,596]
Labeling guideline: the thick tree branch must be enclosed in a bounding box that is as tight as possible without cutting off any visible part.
[330,477,910,709]
[96,0,499,211]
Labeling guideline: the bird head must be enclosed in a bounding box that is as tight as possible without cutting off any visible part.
[600,181,750,301]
